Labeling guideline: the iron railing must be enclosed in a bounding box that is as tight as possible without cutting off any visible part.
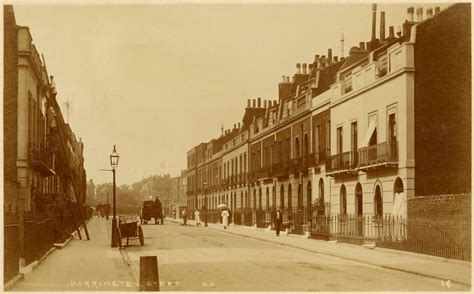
[358,141,398,167]
[4,213,19,283]
[326,151,357,173]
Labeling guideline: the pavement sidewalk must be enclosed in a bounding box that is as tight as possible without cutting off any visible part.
[169,217,471,288]
[9,217,137,292]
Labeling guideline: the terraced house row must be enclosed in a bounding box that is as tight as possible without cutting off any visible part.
[4,6,91,284]
[186,3,471,261]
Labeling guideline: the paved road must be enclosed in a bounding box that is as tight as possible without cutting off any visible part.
[122,221,461,291]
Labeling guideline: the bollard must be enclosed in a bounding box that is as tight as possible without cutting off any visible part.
[139,256,160,291]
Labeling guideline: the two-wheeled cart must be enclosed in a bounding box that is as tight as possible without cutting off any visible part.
[116,215,144,248]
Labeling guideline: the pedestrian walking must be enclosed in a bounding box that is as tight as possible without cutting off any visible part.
[275,208,282,236]
[182,210,187,226]
[221,208,230,229]
[195,209,201,226]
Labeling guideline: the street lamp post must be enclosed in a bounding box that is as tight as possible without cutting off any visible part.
[101,145,120,247]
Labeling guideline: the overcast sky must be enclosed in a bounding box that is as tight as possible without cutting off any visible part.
[12,1,449,185]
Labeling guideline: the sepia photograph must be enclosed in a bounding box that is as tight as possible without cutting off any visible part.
[2,0,471,292]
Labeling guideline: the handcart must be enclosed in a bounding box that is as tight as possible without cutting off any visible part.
[116,214,144,247]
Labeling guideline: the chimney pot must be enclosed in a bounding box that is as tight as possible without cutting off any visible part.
[327,49,333,63]
[435,7,440,14]
[291,76,295,83]
[282,75,286,83]
[238,122,241,128]
[296,63,301,73]
[252,99,256,107]
[371,4,377,41]
[388,26,395,38]
[359,42,366,51]
[426,8,433,18]
[380,11,386,41]
[286,76,290,83]
[234,124,236,129]
[334,56,338,62]
[264,100,267,108]
[416,7,423,22]
[407,7,414,22]
[247,99,251,107]
[397,26,402,37]
[308,64,313,72]
[257,97,261,108]
[302,63,307,74]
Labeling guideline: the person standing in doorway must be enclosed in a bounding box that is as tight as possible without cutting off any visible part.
[221,208,230,229]
[275,208,282,236]
[195,209,201,226]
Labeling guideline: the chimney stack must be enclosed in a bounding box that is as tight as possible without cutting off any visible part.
[407,7,414,22]
[380,11,386,41]
[426,8,433,18]
[388,26,395,39]
[257,97,261,108]
[252,99,256,107]
[296,63,301,73]
[247,99,251,107]
[435,7,440,14]
[359,42,366,51]
[327,49,333,64]
[416,7,423,22]
[302,63,307,74]
[371,4,377,41]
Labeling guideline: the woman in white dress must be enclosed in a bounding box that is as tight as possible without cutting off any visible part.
[221,209,230,229]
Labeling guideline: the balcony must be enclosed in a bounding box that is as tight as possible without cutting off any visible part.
[326,151,357,177]
[358,141,398,171]
[29,142,55,176]
[289,156,310,174]
[272,160,290,178]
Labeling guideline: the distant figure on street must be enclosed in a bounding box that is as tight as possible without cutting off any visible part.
[195,209,201,226]
[221,209,230,229]
[275,208,283,236]
[172,210,176,219]
[182,210,187,225]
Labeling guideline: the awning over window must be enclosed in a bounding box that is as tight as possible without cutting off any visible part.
[361,119,377,148]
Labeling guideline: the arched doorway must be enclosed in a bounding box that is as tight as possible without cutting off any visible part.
[266,187,270,209]
[272,186,276,209]
[307,181,312,209]
[280,185,285,209]
[297,184,303,210]
[258,187,262,210]
[355,183,363,216]
[253,188,256,209]
[393,178,405,216]
[374,185,383,217]
[340,185,347,215]
[288,184,293,209]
